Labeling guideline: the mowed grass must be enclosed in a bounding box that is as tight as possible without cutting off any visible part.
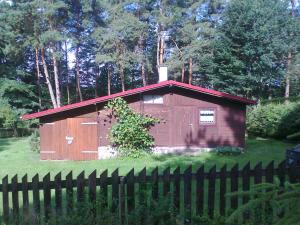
[0,137,295,180]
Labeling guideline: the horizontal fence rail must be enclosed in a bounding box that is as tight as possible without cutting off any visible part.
[0,160,299,224]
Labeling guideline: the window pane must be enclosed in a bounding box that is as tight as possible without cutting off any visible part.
[200,110,215,123]
[143,95,163,104]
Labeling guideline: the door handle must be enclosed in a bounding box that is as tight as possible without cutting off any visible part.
[66,136,74,144]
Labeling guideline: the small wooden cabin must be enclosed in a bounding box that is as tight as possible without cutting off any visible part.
[22,80,255,161]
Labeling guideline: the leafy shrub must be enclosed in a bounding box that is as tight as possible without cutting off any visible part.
[105,97,159,158]
[247,102,300,139]
[215,146,243,155]
[28,129,40,152]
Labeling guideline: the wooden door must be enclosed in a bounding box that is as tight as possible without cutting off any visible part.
[172,107,197,147]
[66,118,98,160]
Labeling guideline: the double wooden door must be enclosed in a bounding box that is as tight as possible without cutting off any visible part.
[40,118,98,160]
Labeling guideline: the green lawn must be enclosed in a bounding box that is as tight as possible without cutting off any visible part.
[0,137,295,180]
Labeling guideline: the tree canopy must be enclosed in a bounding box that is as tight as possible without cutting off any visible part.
[0,0,300,128]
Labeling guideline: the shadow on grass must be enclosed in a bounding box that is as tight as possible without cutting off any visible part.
[0,138,13,153]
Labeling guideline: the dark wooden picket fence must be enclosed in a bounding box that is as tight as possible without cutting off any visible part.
[0,160,299,224]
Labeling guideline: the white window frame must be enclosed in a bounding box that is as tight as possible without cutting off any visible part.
[199,109,216,125]
[143,95,164,104]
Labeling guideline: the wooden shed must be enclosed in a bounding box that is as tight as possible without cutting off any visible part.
[22,80,255,161]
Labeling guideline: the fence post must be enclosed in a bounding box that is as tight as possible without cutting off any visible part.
[230,164,239,210]
[219,165,227,217]
[22,174,29,220]
[2,175,9,223]
[43,173,51,221]
[32,174,40,216]
[66,172,73,213]
[126,169,135,213]
[173,167,181,212]
[208,165,216,219]
[55,172,62,217]
[184,165,192,224]
[196,165,204,216]
[242,162,250,221]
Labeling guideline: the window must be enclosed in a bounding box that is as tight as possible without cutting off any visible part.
[143,95,163,104]
[200,109,215,124]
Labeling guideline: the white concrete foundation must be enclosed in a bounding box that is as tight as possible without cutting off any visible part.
[98,146,214,159]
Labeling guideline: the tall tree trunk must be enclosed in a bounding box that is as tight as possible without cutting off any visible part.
[64,41,70,104]
[181,64,185,83]
[41,48,57,108]
[189,57,193,85]
[119,63,125,92]
[35,47,42,110]
[159,36,164,65]
[141,61,146,86]
[95,66,100,97]
[107,66,111,95]
[285,0,296,101]
[156,35,160,74]
[75,45,83,101]
[285,52,292,100]
[52,46,61,107]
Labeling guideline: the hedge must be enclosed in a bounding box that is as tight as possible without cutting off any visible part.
[247,101,300,140]
[0,128,35,138]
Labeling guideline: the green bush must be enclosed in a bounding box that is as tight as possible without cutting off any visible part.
[247,102,300,139]
[215,146,243,156]
[28,129,40,152]
[105,97,159,158]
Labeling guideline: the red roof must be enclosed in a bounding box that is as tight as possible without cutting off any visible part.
[21,80,256,120]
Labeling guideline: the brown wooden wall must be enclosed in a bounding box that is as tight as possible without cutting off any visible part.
[39,86,246,160]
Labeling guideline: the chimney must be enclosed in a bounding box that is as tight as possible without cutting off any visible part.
[158,66,168,82]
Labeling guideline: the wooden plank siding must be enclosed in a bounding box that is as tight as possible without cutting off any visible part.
[39,86,246,160]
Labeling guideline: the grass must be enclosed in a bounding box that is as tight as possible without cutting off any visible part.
[0,136,295,180]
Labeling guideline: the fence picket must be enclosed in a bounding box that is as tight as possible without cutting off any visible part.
[242,162,250,204]
[230,164,239,210]
[32,174,40,215]
[66,172,73,213]
[2,175,9,223]
[163,167,170,196]
[208,166,216,218]
[277,161,286,186]
[12,175,19,224]
[138,168,147,224]
[254,162,262,184]
[100,170,108,209]
[266,161,274,183]
[55,172,62,216]
[88,170,97,203]
[126,169,135,213]
[184,165,192,224]
[43,173,51,220]
[77,171,85,203]
[22,174,29,219]
[151,167,159,201]
[111,169,119,212]
[173,167,180,211]
[196,165,204,216]
[219,165,227,216]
